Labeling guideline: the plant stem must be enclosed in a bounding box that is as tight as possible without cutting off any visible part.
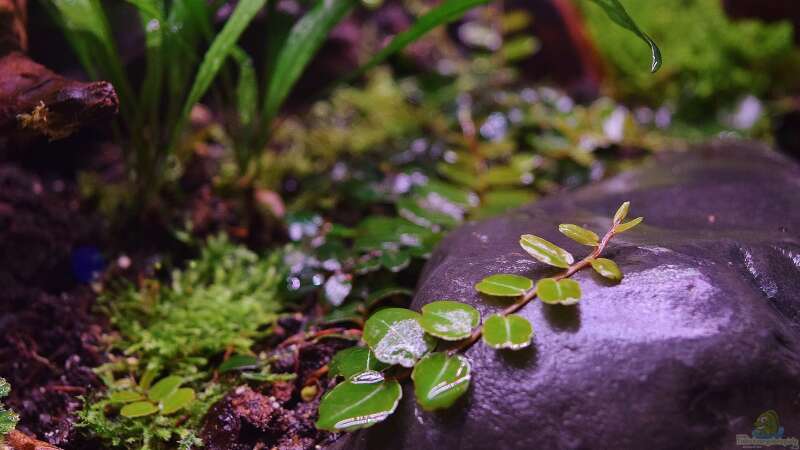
[448,222,619,356]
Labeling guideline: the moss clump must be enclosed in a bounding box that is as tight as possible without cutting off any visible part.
[0,378,18,443]
[582,0,800,119]
[80,235,287,449]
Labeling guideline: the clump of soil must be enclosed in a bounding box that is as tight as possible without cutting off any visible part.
[0,165,105,446]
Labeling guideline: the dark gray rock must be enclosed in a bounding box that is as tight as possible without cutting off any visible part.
[330,140,800,450]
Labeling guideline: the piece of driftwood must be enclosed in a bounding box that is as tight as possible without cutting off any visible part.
[0,0,118,146]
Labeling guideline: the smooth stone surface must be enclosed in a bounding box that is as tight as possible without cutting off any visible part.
[329,140,800,450]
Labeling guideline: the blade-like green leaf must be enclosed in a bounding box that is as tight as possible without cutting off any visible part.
[419,301,479,341]
[120,401,159,418]
[315,380,402,431]
[160,387,195,415]
[129,0,165,133]
[590,258,622,281]
[519,234,574,268]
[558,224,599,246]
[262,0,357,125]
[587,0,662,72]
[474,274,533,297]
[218,354,259,373]
[349,0,490,79]
[412,353,471,411]
[536,278,582,305]
[329,347,388,379]
[362,308,435,367]
[173,0,268,149]
[616,217,643,233]
[231,47,258,128]
[147,376,182,402]
[482,314,533,350]
[613,201,630,223]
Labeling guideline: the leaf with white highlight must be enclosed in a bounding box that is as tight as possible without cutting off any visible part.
[536,278,582,305]
[315,380,402,431]
[363,308,435,367]
[419,301,479,340]
[519,234,574,268]
[482,314,533,350]
[412,353,471,410]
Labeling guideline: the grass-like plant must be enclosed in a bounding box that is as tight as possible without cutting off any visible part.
[43,0,660,211]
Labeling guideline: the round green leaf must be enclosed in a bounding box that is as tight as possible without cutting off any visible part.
[558,224,599,246]
[614,201,630,223]
[482,314,533,350]
[109,390,144,404]
[474,274,533,297]
[419,301,480,340]
[160,388,195,415]
[615,217,643,233]
[120,401,159,418]
[328,347,388,380]
[380,249,411,273]
[536,278,582,305]
[315,380,402,431]
[412,353,471,411]
[147,376,182,402]
[519,234,574,268]
[590,258,622,281]
[363,308,435,367]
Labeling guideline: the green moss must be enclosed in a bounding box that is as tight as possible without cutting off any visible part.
[0,378,18,443]
[80,235,288,449]
[98,235,286,376]
[582,0,800,119]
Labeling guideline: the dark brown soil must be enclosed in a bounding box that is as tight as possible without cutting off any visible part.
[0,164,105,447]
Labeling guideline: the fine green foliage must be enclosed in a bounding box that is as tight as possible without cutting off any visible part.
[519,234,574,268]
[315,380,402,431]
[363,308,436,367]
[482,314,534,349]
[559,224,600,246]
[411,353,471,411]
[475,274,533,297]
[98,235,286,376]
[0,378,18,442]
[419,301,480,341]
[536,278,582,305]
[582,0,800,121]
[318,202,645,433]
[591,258,622,281]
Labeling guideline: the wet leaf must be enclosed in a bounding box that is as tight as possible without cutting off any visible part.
[482,314,533,350]
[329,347,388,379]
[160,388,195,415]
[519,234,574,268]
[147,376,182,402]
[412,353,471,410]
[120,401,159,418]
[474,274,533,297]
[587,0,662,72]
[615,217,643,233]
[536,278,582,305]
[219,354,259,373]
[419,301,479,340]
[350,370,385,384]
[109,390,144,403]
[315,380,402,431]
[380,249,411,273]
[398,197,460,228]
[558,224,599,246]
[363,308,435,367]
[590,258,622,281]
[613,201,630,223]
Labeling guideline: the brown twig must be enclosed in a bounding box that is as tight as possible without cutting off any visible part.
[449,220,620,356]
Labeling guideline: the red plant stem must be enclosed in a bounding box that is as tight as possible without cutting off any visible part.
[448,223,619,356]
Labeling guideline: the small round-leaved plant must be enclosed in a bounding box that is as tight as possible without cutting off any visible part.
[315,202,644,431]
